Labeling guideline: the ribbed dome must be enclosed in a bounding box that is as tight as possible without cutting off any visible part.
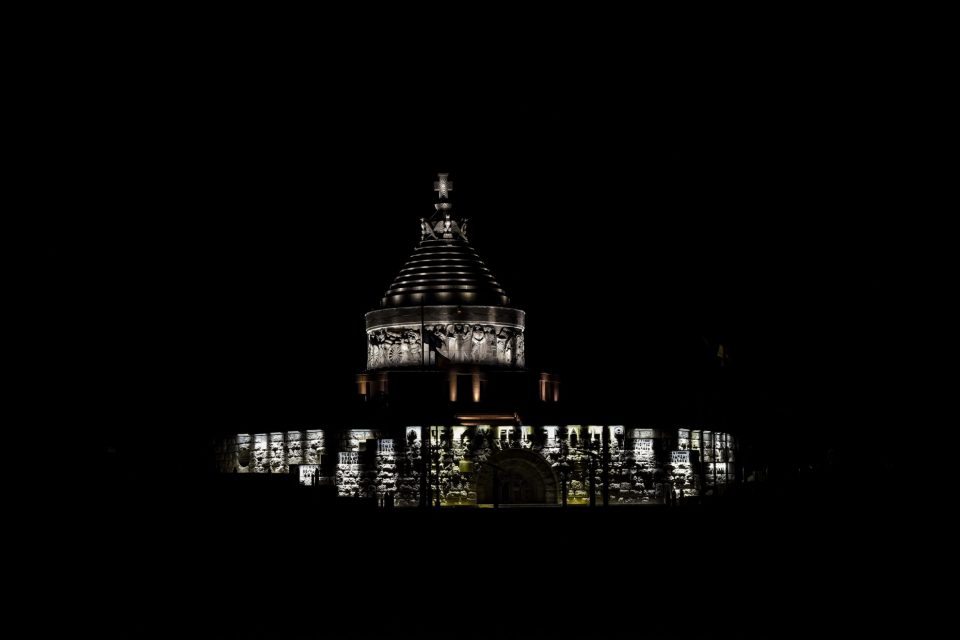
[381,237,510,307]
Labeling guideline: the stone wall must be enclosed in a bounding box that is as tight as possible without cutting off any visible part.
[679,428,736,493]
[216,430,326,475]
[217,426,736,505]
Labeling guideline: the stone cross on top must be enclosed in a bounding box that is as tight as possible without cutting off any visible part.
[433,173,453,200]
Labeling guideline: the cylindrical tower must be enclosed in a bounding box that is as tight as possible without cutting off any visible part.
[364,173,526,372]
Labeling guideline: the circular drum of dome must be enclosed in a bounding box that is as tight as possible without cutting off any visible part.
[364,306,525,370]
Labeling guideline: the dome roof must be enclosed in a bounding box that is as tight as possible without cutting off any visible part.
[381,235,510,307]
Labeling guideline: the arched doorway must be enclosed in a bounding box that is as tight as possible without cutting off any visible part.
[476,448,559,505]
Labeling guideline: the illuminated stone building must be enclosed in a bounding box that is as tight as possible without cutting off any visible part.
[214,174,738,506]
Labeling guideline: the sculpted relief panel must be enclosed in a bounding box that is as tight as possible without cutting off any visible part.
[366,328,422,368]
[367,324,524,369]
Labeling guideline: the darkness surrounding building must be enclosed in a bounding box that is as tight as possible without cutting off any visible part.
[42,58,931,637]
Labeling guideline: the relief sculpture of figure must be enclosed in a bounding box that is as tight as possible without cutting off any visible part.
[444,324,457,359]
[379,329,389,358]
[401,329,421,364]
[368,330,387,368]
[515,332,525,367]
[431,325,448,359]
[503,331,515,365]
[496,327,512,365]
[455,324,471,362]
[471,325,484,362]
[483,326,497,363]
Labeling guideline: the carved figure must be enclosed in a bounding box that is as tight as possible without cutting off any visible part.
[483,326,497,362]
[445,324,457,356]
[455,324,471,360]
[498,327,514,364]
[401,329,420,363]
[472,325,484,362]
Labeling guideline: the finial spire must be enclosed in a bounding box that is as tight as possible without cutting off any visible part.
[433,173,453,200]
[424,172,467,241]
[433,172,453,212]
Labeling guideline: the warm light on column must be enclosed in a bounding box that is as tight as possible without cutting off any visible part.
[472,373,481,402]
[539,374,560,402]
[449,370,457,402]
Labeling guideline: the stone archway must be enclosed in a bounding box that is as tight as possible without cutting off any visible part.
[476,448,559,505]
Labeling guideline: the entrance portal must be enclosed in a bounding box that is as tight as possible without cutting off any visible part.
[476,448,559,505]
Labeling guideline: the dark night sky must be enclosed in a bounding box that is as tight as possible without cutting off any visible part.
[35,57,937,477]
[30,31,946,639]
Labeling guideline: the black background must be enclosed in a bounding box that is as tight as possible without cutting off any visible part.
[45,66,926,472]
[36,34,941,638]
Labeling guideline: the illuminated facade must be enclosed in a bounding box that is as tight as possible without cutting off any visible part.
[214,174,737,505]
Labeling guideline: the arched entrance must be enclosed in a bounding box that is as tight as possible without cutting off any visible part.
[476,448,559,505]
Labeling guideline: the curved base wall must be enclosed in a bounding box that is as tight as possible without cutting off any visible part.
[214,426,737,506]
